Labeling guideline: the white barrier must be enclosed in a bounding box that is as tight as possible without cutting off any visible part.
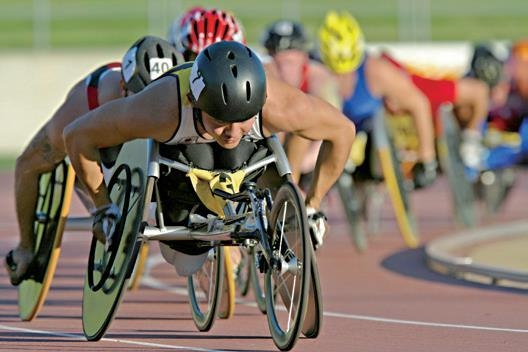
[0,49,123,154]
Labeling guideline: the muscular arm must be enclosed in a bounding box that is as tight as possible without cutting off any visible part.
[284,61,343,183]
[454,77,490,130]
[15,78,99,248]
[370,58,436,162]
[263,76,355,209]
[63,77,181,208]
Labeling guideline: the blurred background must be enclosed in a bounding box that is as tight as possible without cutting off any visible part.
[1,0,527,165]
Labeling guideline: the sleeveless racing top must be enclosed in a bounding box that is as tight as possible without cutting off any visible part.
[85,62,122,110]
[160,63,265,145]
[341,56,383,128]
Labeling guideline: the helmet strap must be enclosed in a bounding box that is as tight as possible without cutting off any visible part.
[193,108,206,133]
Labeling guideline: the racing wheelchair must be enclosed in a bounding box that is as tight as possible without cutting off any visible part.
[78,135,321,351]
[336,104,477,253]
[335,110,419,252]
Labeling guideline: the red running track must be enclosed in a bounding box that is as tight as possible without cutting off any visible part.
[1,169,527,352]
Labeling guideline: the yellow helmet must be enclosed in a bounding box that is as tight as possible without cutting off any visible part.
[318,11,365,73]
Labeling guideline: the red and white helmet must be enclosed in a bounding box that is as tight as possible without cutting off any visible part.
[173,8,246,60]
[167,6,205,47]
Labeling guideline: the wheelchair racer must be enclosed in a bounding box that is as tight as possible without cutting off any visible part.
[5,36,181,286]
[259,19,341,243]
[317,10,438,189]
[168,7,245,62]
[379,51,490,172]
[482,39,528,170]
[63,41,355,276]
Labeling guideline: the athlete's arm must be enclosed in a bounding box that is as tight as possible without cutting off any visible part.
[262,76,355,210]
[370,58,436,162]
[455,77,490,130]
[63,77,181,208]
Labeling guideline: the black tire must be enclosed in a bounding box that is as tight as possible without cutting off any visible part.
[265,182,311,351]
[18,160,75,321]
[250,247,268,314]
[188,247,225,332]
[301,244,323,338]
[479,168,515,215]
[335,171,368,252]
[437,105,477,227]
[235,247,252,297]
[82,165,148,341]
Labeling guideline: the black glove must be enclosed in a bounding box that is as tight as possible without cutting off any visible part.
[306,206,328,250]
[91,203,121,250]
[411,160,438,189]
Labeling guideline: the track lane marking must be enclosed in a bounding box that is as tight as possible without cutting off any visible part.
[144,254,528,334]
[0,324,229,351]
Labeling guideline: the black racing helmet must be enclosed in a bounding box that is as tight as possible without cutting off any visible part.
[261,20,309,55]
[122,35,183,93]
[189,41,267,122]
[468,44,503,88]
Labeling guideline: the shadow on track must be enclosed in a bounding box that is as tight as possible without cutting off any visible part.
[381,246,528,295]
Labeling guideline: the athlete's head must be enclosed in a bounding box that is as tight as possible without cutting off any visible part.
[171,8,246,61]
[261,20,309,55]
[189,41,266,124]
[318,11,365,74]
[511,39,528,62]
[121,35,182,93]
[468,44,503,88]
[167,6,206,47]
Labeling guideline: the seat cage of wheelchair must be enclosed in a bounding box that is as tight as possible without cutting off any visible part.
[66,134,292,255]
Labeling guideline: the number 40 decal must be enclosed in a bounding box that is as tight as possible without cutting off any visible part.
[149,58,174,80]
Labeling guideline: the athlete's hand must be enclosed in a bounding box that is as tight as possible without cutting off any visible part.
[306,206,328,250]
[91,203,121,251]
[411,160,438,189]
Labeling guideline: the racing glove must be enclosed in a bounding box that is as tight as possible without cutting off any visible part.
[460,129,487,170]
[306,206,328,250]
[411,160,438,189]
[91,203,121,251]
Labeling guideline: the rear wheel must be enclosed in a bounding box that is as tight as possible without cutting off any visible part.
[18,160,75,321]
[374,112,419,248]
[217,247,236,319]
[188,247,224,331]
[336,170,368,252]
[437,104,477,227]
[250,247,268,314]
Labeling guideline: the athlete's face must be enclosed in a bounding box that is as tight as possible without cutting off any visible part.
[201,112,256,149]
[272,49,308,88]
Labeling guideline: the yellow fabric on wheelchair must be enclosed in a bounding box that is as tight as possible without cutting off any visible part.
[386,114,420,151]
[186,168,246,218]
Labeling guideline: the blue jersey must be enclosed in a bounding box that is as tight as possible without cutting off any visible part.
[341,56,383,130]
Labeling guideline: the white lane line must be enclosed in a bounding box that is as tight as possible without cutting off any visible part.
[144,254,528,334]
[324,312,528,333]
[0,324,229,351]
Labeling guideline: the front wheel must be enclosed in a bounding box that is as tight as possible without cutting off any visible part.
[265,182,311,351]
